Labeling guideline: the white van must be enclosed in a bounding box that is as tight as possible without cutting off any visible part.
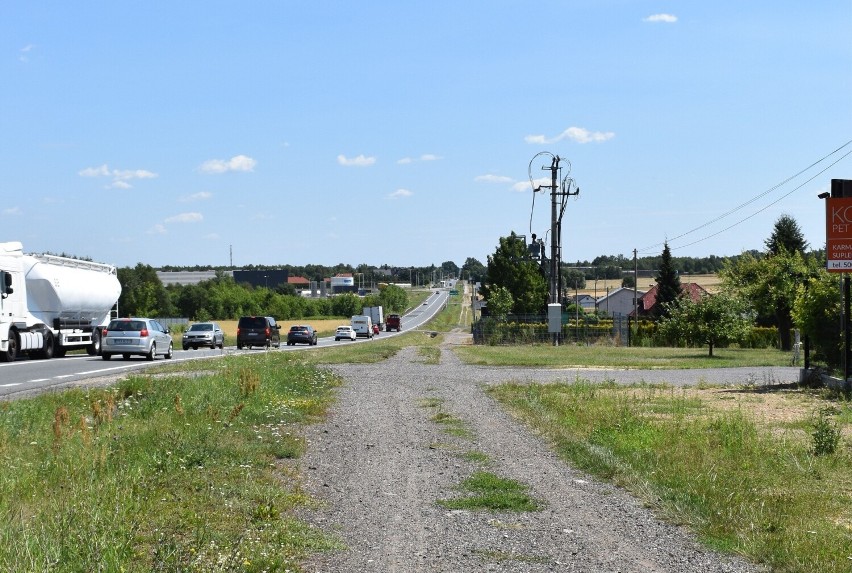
[350,315,374,338]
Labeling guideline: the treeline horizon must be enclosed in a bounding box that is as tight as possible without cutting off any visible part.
[155,250,800,281]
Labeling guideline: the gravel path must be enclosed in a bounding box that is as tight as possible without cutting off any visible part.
[298,337,789,572]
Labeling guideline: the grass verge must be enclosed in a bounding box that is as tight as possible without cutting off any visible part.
[455,345,792,369]
[0,352,342,572]
[489,380,852,573]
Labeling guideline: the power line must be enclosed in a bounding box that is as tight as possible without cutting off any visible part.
[666,148,852,252]
[637,139,852,255]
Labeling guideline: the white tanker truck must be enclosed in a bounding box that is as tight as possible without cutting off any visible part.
[0,241,121,362]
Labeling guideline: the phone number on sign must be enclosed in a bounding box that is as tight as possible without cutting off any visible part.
[827,260,852,270]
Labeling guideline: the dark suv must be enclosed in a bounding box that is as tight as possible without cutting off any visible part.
[236,316,281,349]
[287,325,317,346]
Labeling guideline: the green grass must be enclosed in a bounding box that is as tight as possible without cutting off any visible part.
[455,344,792,369]
[489,380,852,573]
[431,411,473,439]
[0,352,343,572]
[438,471,543,512]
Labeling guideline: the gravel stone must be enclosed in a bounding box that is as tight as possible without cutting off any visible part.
[298,338,787,572]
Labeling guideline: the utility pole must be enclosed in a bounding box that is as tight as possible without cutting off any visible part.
[549,157,559,306]
[632,248,638,346]
[534,153,579,346]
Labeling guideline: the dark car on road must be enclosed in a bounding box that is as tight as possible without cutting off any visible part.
[236,316,281,349]
[287,325,317,346]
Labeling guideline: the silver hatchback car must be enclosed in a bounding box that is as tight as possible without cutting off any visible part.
[102,318,173,361]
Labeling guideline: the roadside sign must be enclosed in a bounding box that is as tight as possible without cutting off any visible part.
[826,197,852,272]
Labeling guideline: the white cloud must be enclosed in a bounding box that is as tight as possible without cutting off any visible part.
[524,126,615,145]
[475,174,514,184]
[643,13,677,23]
[78,163,158,188]
[398,154,440,164]
[199,154,257,173]
[388,189,413,199]
[512,177,551,193]
[19,44,34,62]
[3,207,21,216]
[337,154,376,167]
[165,212,203,224]
[78,164,111,177]
[180,191,212,202]
[147,224,167,235]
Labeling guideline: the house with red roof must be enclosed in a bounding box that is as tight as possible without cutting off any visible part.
[631,282,708,318]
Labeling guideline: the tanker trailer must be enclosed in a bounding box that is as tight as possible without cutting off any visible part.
[0,241,121,361]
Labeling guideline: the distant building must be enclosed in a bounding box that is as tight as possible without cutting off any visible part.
[329,274,356,294]
[634,283,708,318]
[288,276,310,288]
[596,287,646,318]
[233,269,288,289]
[157,270,233,286]
[572,294,597,311]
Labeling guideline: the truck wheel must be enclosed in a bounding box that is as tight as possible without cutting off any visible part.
[37,331,55,359]
[1,330,19,362]
[87,330,101,356]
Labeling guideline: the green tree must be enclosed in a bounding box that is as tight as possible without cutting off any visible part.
[563,269,586,290]
[721,249,819,351]
[331,293,361,318]
[657,292,753,357]
[118,264,172,317]
[792,271,842,369]
[379,284,408,313]
[654,242,682,319]
[440,260,460,279]
[461,257,487,284]
[765,214,809,255]
[487,286,513,321]
[482,232,548,315]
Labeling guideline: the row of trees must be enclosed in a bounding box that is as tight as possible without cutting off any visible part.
[117,266,410,322]
[480,215,841,365]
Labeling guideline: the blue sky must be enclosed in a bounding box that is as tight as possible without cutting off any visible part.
[3,2,851,270]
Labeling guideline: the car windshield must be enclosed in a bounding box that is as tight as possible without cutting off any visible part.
[290,327,307,332]
[239,317,266,328]
[189,324,212,331]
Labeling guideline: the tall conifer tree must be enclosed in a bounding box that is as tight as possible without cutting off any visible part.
[654,242,682,319]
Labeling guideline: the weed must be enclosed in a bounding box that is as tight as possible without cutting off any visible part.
[811,407,841,456]
[438,471,543,512]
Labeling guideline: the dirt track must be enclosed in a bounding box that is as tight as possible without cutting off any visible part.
[298,336,777,572]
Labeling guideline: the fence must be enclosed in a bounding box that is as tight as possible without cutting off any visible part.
[472,315,780,349]
[472,314,631,346]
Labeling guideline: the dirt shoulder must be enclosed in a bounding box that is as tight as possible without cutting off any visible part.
[297,339,766,572]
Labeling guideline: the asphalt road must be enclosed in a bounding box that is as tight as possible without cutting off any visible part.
[0,289,449,400]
